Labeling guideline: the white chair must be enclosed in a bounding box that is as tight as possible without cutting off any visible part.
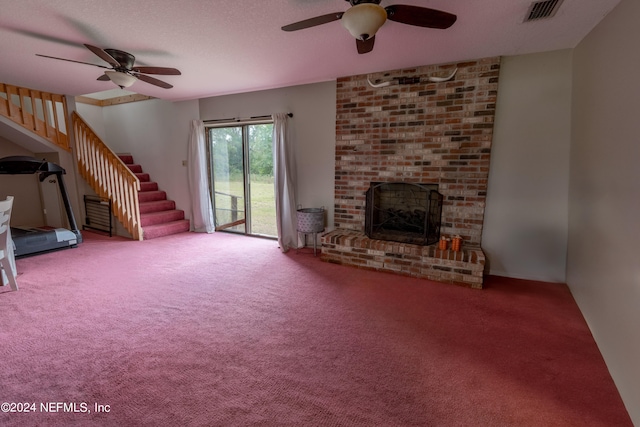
[0,196,18,291]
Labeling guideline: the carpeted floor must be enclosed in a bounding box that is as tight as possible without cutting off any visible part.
[0,231,632,426]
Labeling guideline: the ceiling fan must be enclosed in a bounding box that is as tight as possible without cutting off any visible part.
[281,0,457,54]
[36,44,181,89]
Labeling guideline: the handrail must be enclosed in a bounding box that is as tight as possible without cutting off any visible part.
[72,111,143,240]
[214,190,243,223]
[0,83,69,151]
[214,187,245,230]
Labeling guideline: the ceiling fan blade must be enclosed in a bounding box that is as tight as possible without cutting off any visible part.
[84,44,120,67]
[385,5,457,29]
[356,36,375,54]
[132,66,181,76]
[135,73,173,89]
[36,53,110,69]
[281,12,344,31]
[3,26,80,47]
[97,74,111,81]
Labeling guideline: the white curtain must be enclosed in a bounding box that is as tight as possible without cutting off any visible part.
[187,120,215,233]
[272,113,298,252]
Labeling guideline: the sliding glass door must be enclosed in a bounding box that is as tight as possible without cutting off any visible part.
[209,126,245,232]
[208,123,276,237]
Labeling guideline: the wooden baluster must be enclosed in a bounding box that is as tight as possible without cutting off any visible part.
[71,112,142,240]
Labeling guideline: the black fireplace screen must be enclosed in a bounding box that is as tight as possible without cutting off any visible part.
[365,182,442,245]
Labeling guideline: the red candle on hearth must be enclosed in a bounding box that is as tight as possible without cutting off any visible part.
[439,236,448,251]
[451,235,462,252]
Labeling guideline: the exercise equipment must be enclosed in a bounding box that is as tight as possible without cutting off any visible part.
[0,156,82,257]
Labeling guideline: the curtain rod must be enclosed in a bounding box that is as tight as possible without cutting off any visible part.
[204,112,292,124]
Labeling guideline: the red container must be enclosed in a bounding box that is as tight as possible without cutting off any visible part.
[451,235,462,252]
[438,236,448,251]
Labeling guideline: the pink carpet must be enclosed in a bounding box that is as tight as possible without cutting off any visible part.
[0,231,632,426]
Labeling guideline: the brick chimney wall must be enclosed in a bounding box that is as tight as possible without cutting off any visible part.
[334,57,501,246]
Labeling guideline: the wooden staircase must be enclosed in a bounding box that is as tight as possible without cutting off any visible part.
[2,83,190,241]
[119,154,190,239]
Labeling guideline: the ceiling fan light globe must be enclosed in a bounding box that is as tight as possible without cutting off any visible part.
[105,70,137,88]
[341,3,387,41]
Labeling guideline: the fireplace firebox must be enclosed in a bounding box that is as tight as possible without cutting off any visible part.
[365,182,443,246]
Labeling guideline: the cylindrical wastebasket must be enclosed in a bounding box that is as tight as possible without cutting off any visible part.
[296,207,324,255]
[296,207,324,233]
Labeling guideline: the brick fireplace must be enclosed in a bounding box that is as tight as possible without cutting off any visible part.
[320,57,501,288]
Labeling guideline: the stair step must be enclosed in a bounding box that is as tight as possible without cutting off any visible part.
[142,220,191,240]
[135,172,150,182]
[127,164,143,173]
[139,199,176,214]
[140,209,185,227]
[140,181,159,192]
[112,153,190,237]
[138,190,167,203]
[118,154,134,164]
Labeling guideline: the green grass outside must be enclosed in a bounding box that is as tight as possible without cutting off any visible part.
[214,176,277,237]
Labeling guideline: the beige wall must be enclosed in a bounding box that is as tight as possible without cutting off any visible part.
[199,81,337,231]
[99,98,200,227]
[0,136,45,226]
[76,103,107,141]
[569,0,640,422]
[483,50,572,282]
[76,82,337,240]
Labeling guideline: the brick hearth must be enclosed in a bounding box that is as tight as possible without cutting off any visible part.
[322,57,501,288]
[321,229,485,289]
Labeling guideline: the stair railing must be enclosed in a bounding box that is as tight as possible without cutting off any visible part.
[0,83,70,151]
[72,112,143,240]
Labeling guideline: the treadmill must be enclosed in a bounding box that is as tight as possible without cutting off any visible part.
[0,155,82,257]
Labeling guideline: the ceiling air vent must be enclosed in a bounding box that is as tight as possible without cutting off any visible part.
[524,0,564,22]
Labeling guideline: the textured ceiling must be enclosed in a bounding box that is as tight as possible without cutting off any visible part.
[0,0,621,102]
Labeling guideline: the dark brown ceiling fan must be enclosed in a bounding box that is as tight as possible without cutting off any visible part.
[36,44,181,89]
[281,0,457,54]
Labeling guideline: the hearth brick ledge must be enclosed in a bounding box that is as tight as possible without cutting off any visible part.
[320,229,485,289]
